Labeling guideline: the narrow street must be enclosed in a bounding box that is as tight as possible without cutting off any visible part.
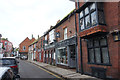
[18,60,63,80]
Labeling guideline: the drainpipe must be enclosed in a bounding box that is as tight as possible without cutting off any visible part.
[75,10,78,72]
[76,1,84,74]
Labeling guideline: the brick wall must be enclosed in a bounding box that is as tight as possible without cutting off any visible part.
[19,37,35,53]
[55,15,75,42]
[76,2,120,78]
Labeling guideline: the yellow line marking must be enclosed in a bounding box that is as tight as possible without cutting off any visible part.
[34,64,64,80]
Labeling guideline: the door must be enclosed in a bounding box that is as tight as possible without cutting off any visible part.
[69,45,76,68]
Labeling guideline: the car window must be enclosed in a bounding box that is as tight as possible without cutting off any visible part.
[0,59,16,65]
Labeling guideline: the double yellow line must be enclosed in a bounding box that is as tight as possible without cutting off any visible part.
[34,64,64,80]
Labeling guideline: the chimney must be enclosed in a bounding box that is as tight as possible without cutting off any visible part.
[32,34,33,39]
[56,20,60,24]
[38,35,39,39]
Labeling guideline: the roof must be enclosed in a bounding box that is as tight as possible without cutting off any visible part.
[43,9,75,36]
[19,37,30,45]
[29,39,38,46]
[0,67,10,79]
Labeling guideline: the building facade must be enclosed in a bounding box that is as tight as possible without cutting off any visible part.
[43,27,56,65]
[19,37,35,59]
[54,10,77,68]
[37,36,44,62]
[75,1,120,79]
[1,38,13,57]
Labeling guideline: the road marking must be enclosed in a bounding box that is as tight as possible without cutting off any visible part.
[34,64,64,80]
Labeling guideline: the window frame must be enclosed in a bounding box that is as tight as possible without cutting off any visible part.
[23,46,26,51]
[64,27,67,40]
[79,2,105,32]
[49,29,55,43]
[87,36,111,66]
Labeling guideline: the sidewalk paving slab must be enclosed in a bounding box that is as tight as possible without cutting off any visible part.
[28,60,102,80]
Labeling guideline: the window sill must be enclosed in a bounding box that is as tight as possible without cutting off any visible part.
[87,62,112,66]
[57,63,68,66]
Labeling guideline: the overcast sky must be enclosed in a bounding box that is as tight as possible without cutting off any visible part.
[0,0,75,47]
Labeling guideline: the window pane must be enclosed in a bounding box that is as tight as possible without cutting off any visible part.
[94,39,99,47]
[100,38,107,46]
[90,3,96,12]
[80,18,85,30]
[85,15,90,28]
[101,48,109,64]
[64,28,67,39]
[57,48,68,64]
[85,7,89,15]
[98,11,105,24]
[89,49,94,63]
[80,11,83,18]
[95,48,101,63]
[97,2,103,10]
[91,11,97,26]
[88,39,93,48]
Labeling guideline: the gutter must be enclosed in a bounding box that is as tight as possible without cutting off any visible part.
[77,1,84,74]
[75,9,78,73]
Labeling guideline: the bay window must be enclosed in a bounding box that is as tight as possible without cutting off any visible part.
[79,2,105,31]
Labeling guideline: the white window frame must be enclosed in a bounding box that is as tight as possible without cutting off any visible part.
[64,28,67,40]
[23,46,26,51]
[49,29,55,43]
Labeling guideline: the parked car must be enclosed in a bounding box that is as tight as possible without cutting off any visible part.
[0,67,20,80]
[0,57,19,75]
[20,56,27,60]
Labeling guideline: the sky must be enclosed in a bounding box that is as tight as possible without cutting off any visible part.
[0,0,75,48]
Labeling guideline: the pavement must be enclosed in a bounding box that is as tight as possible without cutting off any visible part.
[28,60,102,80]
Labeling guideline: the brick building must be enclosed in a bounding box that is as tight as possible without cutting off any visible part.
[19,37,35,59]
[37,36,44,62]
[1,38,13,57]
[54,10,77,68]
[43,26,56,65]
[75,1,120,79]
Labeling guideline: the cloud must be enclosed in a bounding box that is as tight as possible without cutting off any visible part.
[0,0,75,47]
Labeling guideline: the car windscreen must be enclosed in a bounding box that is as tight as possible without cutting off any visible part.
[0,59,16,66]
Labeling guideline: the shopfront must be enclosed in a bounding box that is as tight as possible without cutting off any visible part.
[55,36,76,68]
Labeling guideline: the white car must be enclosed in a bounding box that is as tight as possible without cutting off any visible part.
[0,67,14,80]
[0,67,20,80]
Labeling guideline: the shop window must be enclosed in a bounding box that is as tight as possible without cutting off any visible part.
[87,37,110,65]
[57,47,68,65]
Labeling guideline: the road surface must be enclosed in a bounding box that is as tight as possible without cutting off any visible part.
[18,60,63,80]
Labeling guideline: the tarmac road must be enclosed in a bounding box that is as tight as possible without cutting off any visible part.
[18,59,63,80]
